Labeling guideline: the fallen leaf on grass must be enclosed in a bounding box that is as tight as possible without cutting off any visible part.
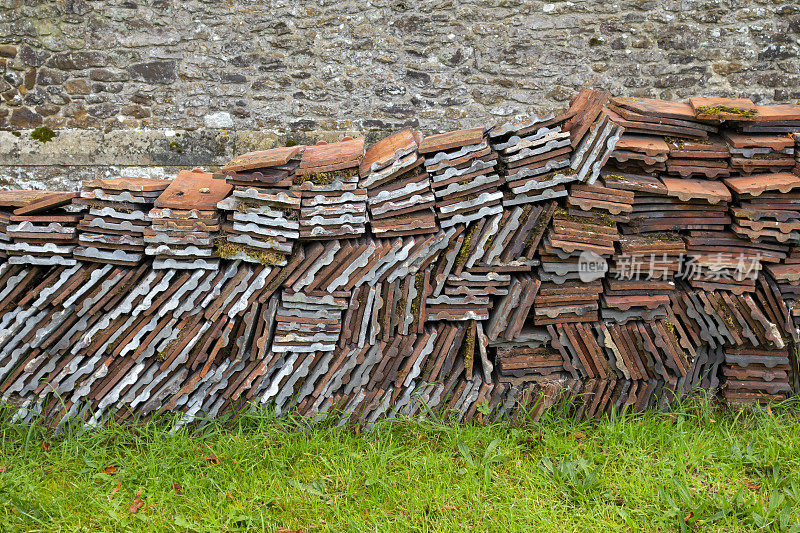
[709,419,716,423]
[102,466,117,475]
[205,454,220,465]
[109,481,122,500]
[128,489,145,514]
[172,482,182,494]
[747,481,761,491]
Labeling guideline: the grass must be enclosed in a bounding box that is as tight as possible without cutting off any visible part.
[2,400,800,532]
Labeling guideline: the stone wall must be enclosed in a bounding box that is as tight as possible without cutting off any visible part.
[1,0,799,189]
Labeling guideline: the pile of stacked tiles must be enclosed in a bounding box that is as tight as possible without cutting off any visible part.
[1,192,69,252]
[726,130,795,175]
[666,136,731,179]
[214,146,303,266]
[269,140,369,362]
[604,96,800,405]
[3,90,800,431]
[727,173,800,245]
[296,138,368,240]
[489,89,622,207]
[360,129,438,237]
[0,191,79,267]
[145,169,232,270]
[74,177,169,266]
[422,127,504,228]
[722,347,793,405]
[605,232,685,323]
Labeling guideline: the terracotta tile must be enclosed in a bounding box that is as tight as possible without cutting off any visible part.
[360,129,419,176]
[12,192,76,216]
[610,97,698,121]
[614,134,669,156]
[0,190,62,208]
[661,177,732,204]
[298,138,365,171]
[221,145,304,173]
[82,177,171,192]
[418,127,484,155]
[155,169,233,211]
[689,97,758,121]
[754,104,800,122]
[724,131,794,150]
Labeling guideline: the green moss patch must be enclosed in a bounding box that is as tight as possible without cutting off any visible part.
[30,127,57,143]
[293,168,357,186]
[695,105,757,118]
[215,241,285,267]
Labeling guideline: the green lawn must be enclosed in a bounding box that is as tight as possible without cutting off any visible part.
[2,401,800,532]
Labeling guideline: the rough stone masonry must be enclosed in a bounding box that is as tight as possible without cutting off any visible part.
[1,0,799,189]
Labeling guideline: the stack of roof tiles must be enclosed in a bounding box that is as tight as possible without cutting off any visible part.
[360,129,438,237]
[74,177,169,266]
[146,169,232,270]
[214,146,303,266]
[722,347,793,405]
[296,138,368,240]
[421,127,503,228]
[2,90,800,429]
[0,191,79,266]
